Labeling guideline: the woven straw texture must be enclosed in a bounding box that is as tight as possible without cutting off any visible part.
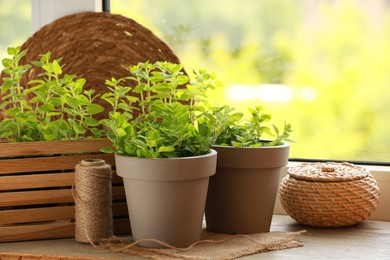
[279,162,380,227]
[100,230,306,260]
[0,11,182,120]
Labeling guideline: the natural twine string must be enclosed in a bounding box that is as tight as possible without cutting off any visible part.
[99,230,307,260]
[74,159,113,244]
[104,234,276,252]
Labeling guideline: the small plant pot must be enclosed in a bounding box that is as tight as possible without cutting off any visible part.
[115,150,217,248]
[205,144,289,234]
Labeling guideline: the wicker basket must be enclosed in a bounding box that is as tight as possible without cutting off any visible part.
[279,162,380,227]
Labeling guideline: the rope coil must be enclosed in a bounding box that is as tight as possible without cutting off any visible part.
[74,159,113,244]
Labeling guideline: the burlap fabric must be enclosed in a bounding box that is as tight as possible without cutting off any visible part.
[100,230,306,260]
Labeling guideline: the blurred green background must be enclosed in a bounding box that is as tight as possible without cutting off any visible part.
[1,0,390,162]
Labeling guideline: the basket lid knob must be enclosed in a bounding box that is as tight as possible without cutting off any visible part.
[321,166,335,172]
[288,162,369,182]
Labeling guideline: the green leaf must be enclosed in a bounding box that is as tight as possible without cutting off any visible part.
[5,107,20,116]
[154,83,171,92]
[147,140,157,147]
[47,112,62,117]
[151,100,166,112]
[177,91,193,100]
[52,60,62,75]
[86,104,104,115]
[85,117,99,126]
[40,103,55,112]
[273,125,280,135]
[41,64,52,73]
[133,83,147,93]
[227,112,244,123]
[77,95,90,105]
[65,97,78,108]
[1,80,14,94]
[260,113,272,121]
[101,147,114,154]
[158,146,175,153]
[0,101,10,109]
[75,78,86,90]
[198,123,209,136]
[177,75,189,85]
[116,128,127,138]
[73,124,86,134]
[91,128,103,138]
[1,58,13,69]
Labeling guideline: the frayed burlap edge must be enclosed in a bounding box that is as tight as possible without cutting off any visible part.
[100,230,306,260]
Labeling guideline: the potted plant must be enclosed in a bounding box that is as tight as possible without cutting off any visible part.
[101,61,220,248]
[0,46,105,141]
[0,47,130,243]
[205,105,293,234]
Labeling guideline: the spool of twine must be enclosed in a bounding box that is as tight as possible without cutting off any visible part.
[74,159,113,244]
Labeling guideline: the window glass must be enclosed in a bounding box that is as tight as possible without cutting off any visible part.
[0,0,31,69]
[112,0,390,163]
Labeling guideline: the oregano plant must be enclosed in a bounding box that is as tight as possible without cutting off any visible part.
[210,104,293,147]
[101,61,222,158]
[0,46,104,142]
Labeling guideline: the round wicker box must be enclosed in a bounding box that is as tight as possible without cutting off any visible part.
[279,162,380,227]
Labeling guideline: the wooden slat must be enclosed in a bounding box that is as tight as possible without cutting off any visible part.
[0,219,131,242]
[112,186,126,200]
[0,206,75,225]
[0,154,115,174]
[0,203,128,225]
[112,171,124,184]
[112,202,129,216]
[0,189,74,207]
[0,139,112,157]
[0,172,74,191]
[0,222,75,243]
[0,172,121,191]
[0,188,125,211]
[113,218,131,235]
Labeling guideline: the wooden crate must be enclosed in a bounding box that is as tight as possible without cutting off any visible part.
[0,139,130,243]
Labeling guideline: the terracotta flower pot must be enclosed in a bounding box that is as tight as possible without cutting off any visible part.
[115,150,217,248]
[205,144,289,234]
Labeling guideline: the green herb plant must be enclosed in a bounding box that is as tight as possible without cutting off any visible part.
[0,46,104,142]
[211,105,293,147]
[101,61,222,158]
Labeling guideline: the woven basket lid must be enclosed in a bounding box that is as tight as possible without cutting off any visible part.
[287,162,369,182]
[1,12,183,119]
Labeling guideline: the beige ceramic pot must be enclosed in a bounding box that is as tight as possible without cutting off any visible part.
[205,144,289,234]
[115,150,217,248]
